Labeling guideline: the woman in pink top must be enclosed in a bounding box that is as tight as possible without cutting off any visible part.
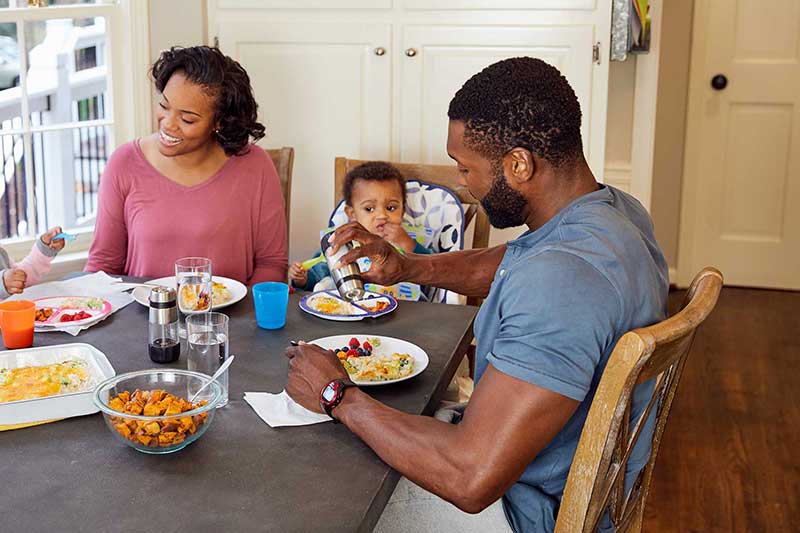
[86,46,287,285]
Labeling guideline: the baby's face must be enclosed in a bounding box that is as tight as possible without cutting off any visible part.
[344,179,405,235]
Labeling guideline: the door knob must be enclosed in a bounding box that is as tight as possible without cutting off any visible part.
[711,74,728,90]
[405,48,417,57]
[374,47,386,56]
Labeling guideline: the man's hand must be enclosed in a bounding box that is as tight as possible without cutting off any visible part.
[2,269,26,294]
[329,221,409,286]
[285,343,351,414]
[381,222,416,254]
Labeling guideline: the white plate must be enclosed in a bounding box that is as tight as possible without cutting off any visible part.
[307,335,428,386]
[299,290,397,322]
[0,343,115,426]
[132,276,248,310]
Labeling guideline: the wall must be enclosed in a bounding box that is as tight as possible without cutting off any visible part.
[603,0,694,271]
[148,0,207,130]
[148,0,206,60]
[650,0,693,269]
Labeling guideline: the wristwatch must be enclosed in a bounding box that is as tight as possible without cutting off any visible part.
[319,378,356,423]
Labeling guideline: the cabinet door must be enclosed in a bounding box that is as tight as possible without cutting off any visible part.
[218,22,392,260]
[398,24,596,245]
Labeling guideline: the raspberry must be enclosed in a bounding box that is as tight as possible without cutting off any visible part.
[348,337,360,349]
[363,341,373,352]
[346,349,358,358]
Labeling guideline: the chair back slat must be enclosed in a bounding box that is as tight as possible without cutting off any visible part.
[556,267,723,533]
[266,147,295,238]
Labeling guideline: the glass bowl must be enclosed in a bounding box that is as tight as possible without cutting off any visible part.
[93,369,223,454]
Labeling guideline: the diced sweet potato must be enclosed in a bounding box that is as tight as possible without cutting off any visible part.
[143,402,161,417]
[150,389,165,403]
[144,421,161,435]
[136,434,152,446]
[108,397,125,412]
[125,402,143,415]
[165,401,182,416]
[115,422,131,438]
[117,391,130,403]
[161,421,179,433]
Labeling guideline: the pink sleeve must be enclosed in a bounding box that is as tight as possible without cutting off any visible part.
[248,156,288,285]
[85,149,129,275]
[14,242,55,286]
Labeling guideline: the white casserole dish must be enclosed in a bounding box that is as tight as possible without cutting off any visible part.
[0,343,115,425]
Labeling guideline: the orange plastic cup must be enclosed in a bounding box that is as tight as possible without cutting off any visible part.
[0,300,35,349]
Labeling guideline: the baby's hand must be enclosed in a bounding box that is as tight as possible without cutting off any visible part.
[2,268,26,295]
[41,226,65,251]
[381,222,416,254]
[289,262,308,287]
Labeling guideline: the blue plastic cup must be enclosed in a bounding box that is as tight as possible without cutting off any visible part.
[253,282,289,329]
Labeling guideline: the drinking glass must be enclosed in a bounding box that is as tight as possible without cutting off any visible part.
[186,312,230,408]
[175,257,212,337]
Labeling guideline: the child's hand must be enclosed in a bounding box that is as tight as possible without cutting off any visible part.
[381,222,416,254]
[289,262,308,287]
[41,226,65,251]
[2,268,27,295]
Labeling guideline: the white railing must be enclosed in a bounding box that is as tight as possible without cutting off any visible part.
[0,17,109,239]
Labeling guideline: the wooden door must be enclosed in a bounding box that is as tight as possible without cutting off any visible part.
[679,0,800,288]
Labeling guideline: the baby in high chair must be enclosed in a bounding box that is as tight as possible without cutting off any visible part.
[0,227,67,299]
[289,161,433,297]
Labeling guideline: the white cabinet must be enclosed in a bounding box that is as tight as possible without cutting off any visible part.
[211,2,611,258]
[217,21,392,258]
[398,24,594,165]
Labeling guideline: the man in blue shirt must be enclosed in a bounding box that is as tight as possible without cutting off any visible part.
[285,57,669,532]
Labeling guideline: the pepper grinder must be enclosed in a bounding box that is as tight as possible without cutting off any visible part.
[148,286,181,364]
[320,233,365,301]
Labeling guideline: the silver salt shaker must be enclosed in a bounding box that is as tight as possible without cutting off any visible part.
[148,286,181,364]
[320,232,365,301]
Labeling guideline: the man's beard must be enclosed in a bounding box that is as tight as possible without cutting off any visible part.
[480,172,528,229]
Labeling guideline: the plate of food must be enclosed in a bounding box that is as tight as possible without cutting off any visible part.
[299,290,397,322]
[307,335,428,386]
[132,276,247,310]
[33,296,112,327]
[0,343,115,426]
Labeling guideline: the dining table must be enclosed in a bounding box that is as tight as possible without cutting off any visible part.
[0,286,478,532]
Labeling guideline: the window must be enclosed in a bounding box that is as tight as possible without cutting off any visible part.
[0,0,148,257]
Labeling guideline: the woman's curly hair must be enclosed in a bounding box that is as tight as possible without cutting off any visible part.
[151,46,265,156]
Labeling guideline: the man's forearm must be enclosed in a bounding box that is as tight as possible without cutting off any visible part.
[335,390,484,511]
[405,245,506,299]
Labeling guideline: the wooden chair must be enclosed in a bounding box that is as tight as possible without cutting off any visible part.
[266,147,295,237]
[556,267,724,532]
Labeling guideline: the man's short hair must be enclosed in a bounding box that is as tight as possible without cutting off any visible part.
[448,57,583,168]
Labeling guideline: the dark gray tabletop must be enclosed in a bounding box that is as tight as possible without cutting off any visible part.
[0,290,477,533]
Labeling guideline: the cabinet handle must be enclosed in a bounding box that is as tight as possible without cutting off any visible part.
[374,47,386,56]
[405,48,417,57]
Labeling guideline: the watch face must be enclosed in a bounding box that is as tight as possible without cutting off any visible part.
[322,384,337,402]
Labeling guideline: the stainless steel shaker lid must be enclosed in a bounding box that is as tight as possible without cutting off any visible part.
[149,286,176,306]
